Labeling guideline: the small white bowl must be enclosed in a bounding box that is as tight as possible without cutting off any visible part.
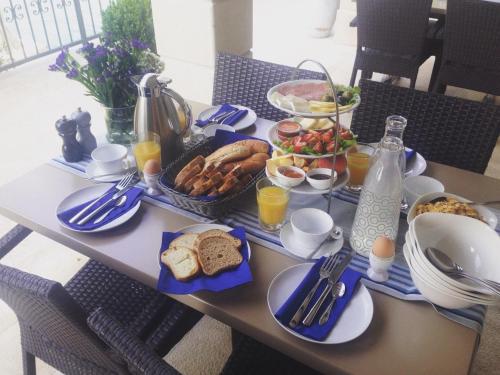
[403,176,444,208]
[306,168,336,190]
[202,123,235,137]
[290,208,333,248]
[276,166,305,187]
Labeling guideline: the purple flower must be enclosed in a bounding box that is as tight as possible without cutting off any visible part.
[95,45,107,58]
[131,38,148,50]
[48,64,59,71]
[65,68,79,79]
[80,42,94,54]
[55,49,68,68]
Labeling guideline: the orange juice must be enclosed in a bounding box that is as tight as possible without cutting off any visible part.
[133,141,161,173]
[347,152,371,186]
[257,185,289,231]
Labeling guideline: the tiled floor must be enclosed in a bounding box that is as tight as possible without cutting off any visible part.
[0,0,498,374]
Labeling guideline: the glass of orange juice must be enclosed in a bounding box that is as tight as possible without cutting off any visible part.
[132,132,161,178]
[256,177,289,232]
[346,143,375,192]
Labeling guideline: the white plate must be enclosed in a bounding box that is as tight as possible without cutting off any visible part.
[266,168,349,195]
[267,263,373,344]
[56,183,141,233]
[280,222,343,259]
[267,79,361,119]
[196,105,257,132]
[86,161,132,183]
[405,150,427,177]
[158,223,252,269]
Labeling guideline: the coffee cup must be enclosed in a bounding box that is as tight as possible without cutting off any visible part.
[290,208,334,249]
[91,144,130,174]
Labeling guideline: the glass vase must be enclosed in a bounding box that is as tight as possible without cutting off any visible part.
[103,106,135,145]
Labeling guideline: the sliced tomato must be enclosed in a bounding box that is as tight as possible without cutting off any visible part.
[292,136,303,145]
[312,142,323,154]
[326,141,337,153]
[301,133,315,143]
[321,132,333,143]
[293,142,307,153]
[281,140,291,148]
[340,129,353,140]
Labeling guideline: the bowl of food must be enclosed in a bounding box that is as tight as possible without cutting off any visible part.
[407,192,498,229]
[306,168,335,190]
[275,166,306,187]
[276,119,302,140]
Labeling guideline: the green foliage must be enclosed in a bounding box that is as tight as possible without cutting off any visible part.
[101,0,156,52]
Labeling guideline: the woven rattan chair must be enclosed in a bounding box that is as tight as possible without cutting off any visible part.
[351,79,500,174]
[432,0,500,95]
[350,0,439,90]
[212,52,325,122]
[0,251,201,374]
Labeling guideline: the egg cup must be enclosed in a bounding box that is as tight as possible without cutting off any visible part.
[367,251,394,282]
[144,172,162,195]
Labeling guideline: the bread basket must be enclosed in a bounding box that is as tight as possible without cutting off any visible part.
[158,134,267,218]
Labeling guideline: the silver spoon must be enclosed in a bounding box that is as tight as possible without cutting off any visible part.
[94,195,127,224]
[305,226,343,260]
[319,282,346,325]
[425,247,500,297]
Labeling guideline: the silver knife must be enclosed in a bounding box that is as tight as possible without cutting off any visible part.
[302,250,355,326]
[76,186,134,225]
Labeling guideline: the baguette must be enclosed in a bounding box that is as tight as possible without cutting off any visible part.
[205,144,251,166]
[183,174,203,193]
[174,155,204,187]
[217,175,240,195]
[236,139,269,154]
[221,153,269,176]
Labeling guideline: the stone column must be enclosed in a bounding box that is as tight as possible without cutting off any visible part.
[151,0,253,104]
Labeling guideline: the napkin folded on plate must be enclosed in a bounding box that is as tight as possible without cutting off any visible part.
[157,227,253,294]
[405,147,416,161]
[57,186,143,231]
[275,257,362,341]
[196,104,248,127]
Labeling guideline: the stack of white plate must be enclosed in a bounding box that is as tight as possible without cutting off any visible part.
[404,212,500,309]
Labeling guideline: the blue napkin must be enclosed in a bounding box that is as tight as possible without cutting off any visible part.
[275,257,362,341]
[196,104,248,127]
[57,186,143,231]
[405,147,416,161]
[157,227,253,294]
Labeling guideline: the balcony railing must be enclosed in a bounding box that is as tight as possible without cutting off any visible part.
[0,0,109,71]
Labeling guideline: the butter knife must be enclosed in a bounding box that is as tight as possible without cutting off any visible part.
[302,250,355,327]
[76,186,134,225]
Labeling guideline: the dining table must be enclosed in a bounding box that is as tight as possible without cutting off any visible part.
[0,100,497,375]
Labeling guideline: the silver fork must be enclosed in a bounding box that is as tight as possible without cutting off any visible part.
[69,171,137,224]
[289,254,340,328]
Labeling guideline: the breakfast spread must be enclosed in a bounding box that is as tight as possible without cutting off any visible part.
[161,229,243,281]
[173,139,270,197]
[415,197,481,221]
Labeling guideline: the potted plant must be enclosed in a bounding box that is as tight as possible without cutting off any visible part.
[49,38,164,144]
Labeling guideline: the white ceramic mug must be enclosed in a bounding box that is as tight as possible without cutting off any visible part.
[290,208,334,249]
[403,176,445,208]
[91,144,130,174]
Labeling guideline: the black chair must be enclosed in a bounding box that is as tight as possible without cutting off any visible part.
[350,0,441,90]
[0,256,201,374]
[212,52,325,122]
[351,79,500,174]
[433,0,500,96]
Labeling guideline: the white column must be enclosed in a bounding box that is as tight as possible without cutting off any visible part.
[151,0,253,104]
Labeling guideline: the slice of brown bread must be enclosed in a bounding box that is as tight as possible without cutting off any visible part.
[197,237,243,276]
[194,229,241,251]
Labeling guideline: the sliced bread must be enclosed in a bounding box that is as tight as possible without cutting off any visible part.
[161,246,200,281]
[169,233,199,252]
[197,237,243,276]
[194,229,241,251]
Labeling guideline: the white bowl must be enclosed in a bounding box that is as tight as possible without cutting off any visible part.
[276,166,306,187]
[306,168,336,190]
[407,191,498,230]
[403,176,444,208]
[202,123,235,137]
[290,208,333,248]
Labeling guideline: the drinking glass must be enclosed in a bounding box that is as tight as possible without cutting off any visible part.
[256,177,289,232]
[346,143,375,192]
[132,132,161,178]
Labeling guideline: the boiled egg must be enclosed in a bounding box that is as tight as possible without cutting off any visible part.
[372,236,395,258]
[143,159,161,175]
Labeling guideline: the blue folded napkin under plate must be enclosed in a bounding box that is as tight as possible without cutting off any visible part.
[157,227,253,294]
[405,147,416,161]
[275,257,362,341]
[57,186,143,231]
[196,104,248,127]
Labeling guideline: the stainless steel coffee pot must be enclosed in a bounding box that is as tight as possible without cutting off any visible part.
[133,73,192,168]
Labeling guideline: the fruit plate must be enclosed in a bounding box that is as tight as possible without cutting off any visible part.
[266,122,356,159]
[265,168,349,195]
[267,79,361,119]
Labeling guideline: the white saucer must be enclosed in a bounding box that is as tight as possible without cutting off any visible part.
[86,161,130,183]
[267,263,373,344]
[56,183,141,233]
[405,151,427,177]
[280,222,343,259]
[196,104,257,132]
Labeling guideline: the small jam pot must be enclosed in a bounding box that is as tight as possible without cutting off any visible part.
[306,168,336,190]
[276,166,305,187]
[276,119,301,140]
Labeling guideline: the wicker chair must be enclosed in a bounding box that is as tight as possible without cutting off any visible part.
[0,256,201,374]
[351,79,500,174]
[212,52,325,122]
[432,0,500,96]
[350,0,440,90]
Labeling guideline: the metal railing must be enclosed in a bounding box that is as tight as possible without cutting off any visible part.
[0,0,110,71]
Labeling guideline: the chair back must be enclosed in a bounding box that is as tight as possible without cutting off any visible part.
[443,0,500,71]
[355,0,432,57]
[351,79,500,174]
[0,264,125,374]
[212,53,325,122]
